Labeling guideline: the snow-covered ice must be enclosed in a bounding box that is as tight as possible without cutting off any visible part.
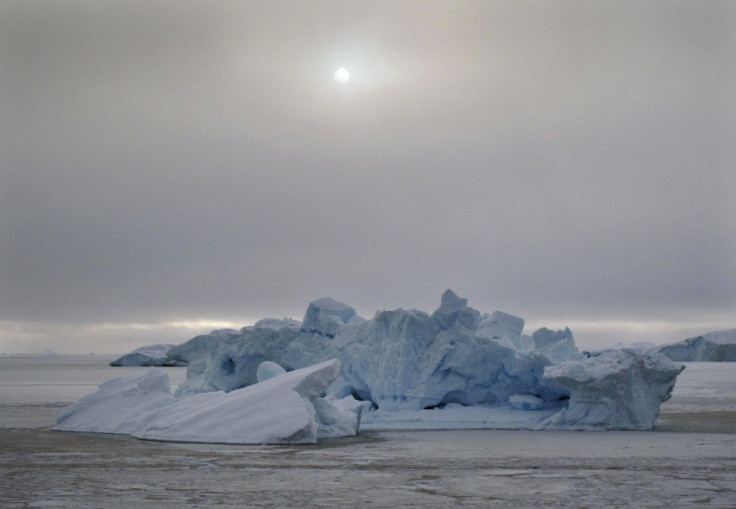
[110,343,186,367]
[54,369,176,434]
[54,360,362,444]
[7,427,735,509]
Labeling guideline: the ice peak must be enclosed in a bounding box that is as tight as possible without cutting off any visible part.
[301,297,363,337]
[437,289,468,313]
[431,289,480,330]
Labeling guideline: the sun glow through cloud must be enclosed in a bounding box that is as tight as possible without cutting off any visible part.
[333,67,350,83]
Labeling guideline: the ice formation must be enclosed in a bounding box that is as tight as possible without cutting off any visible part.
[173,290,574,412]
[58,289,687,438]
[256,360,286,382]
[110,343,186,367]
[541,348,685,430]
[658,329,736,362]
[55,360,362,444]
[168,289,683,430]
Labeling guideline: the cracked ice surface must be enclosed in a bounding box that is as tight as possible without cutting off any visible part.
[2,428,735,508]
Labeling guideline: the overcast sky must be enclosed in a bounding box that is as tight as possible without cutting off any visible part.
[2,1,735,353]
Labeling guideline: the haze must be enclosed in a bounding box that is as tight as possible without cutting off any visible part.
[1,1,734,353]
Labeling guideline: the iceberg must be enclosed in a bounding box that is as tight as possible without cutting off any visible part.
[658,329,736,362]
[55,360,362,444]
[57,289,687,438]
[110,343,186,367]
[541,349,685,430]
[174,290,571,413]
[169,289,684,431]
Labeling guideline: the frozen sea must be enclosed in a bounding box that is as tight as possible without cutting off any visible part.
[1,356,735,508]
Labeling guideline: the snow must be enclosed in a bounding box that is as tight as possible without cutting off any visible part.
[110,343,186,367]
[54,360,362,444]
[299,297,364,337]
[658,329,736,362]
[541,348,685,430]
[54,369,176,434]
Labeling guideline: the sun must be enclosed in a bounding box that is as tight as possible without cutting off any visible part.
[333,67,350,84]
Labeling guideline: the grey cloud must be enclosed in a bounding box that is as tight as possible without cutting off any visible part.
[1,1,734,350]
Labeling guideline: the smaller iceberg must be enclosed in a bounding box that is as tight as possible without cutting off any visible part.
[541,349,685,430]
[657,329,736,362]
[110,344,186,367]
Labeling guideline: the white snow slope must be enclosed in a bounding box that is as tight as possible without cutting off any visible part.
[54,360,363,444]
